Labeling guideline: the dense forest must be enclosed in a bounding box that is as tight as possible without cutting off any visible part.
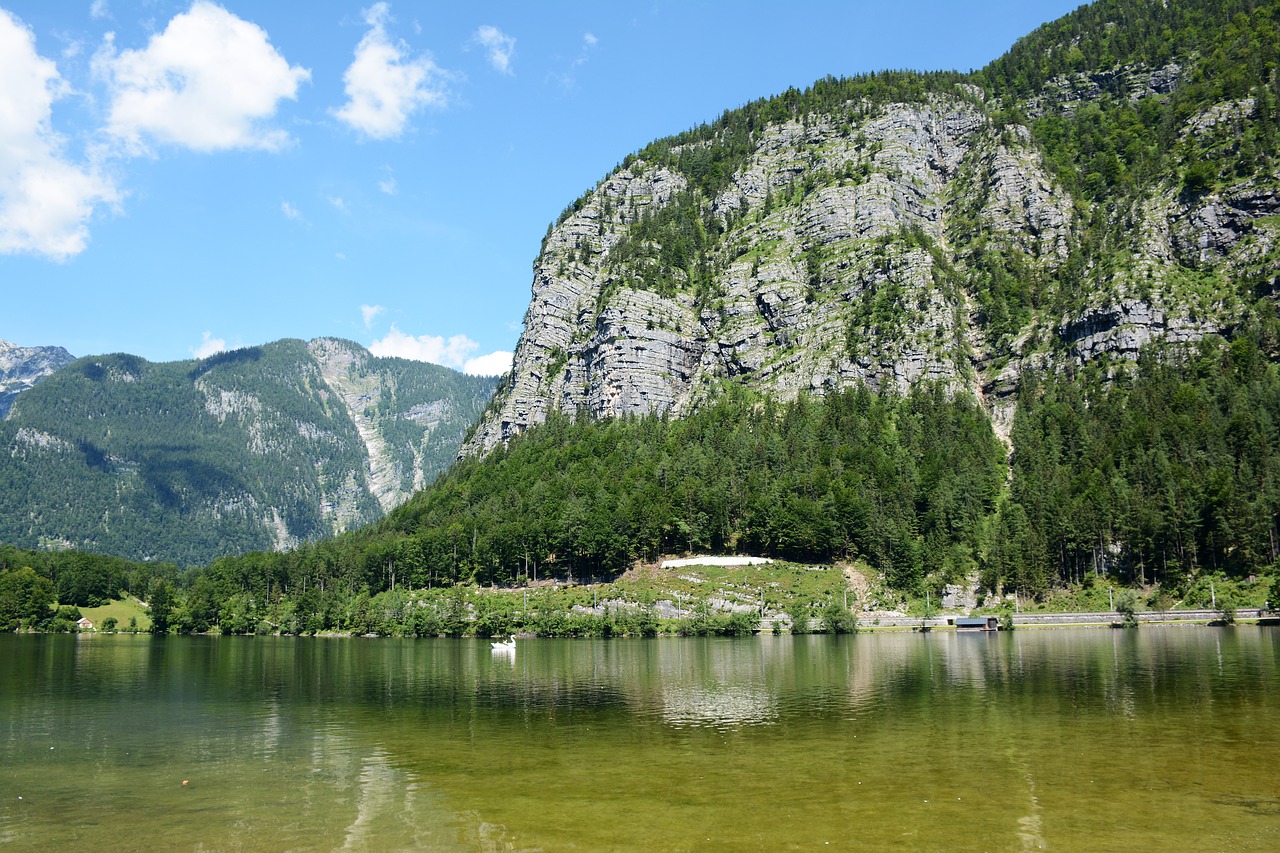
[0,339,496,565]
[0,542,175,632]
[990,321,1280,595]
[7,325,1276,635]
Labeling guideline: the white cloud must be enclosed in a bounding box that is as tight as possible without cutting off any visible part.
[191,331,227,358]
[90,1,110,21]
[369,325,509,374]
[360,304,384,328]
[370,325,476,367]
[473,25,515,75]
[0,9,118,260]
[378,175,397,194]
[94,1,310,154]
[369,325,512,376]
[332,2,447,140]
[574,32,598,67]
[327,195,348,213]
[281,200,300,219]
[552,32,600,91]
[463,350,513,377]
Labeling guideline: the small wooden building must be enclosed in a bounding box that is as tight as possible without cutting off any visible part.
[76,617,94,631]
[952,616,999,632]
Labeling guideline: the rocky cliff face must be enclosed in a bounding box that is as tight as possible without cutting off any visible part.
[0,338,497,564]
[307,338,493,512]
[0,340,74,419]
[465,55,1280,456]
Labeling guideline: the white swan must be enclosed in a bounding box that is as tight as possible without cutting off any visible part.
[491,634,516,652]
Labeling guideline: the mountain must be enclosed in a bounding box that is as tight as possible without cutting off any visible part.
[464,0,1280,455]
[0,341,74,419]
[0,338,497,565]
[33,0,1278,629]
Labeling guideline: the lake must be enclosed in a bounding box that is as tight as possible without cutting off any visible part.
[1,628,1277,851]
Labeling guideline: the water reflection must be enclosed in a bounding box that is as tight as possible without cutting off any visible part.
[2,629,1278,851]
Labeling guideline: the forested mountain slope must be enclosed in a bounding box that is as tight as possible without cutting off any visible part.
[0,339,496,565]
[465,0,1280,455]
[410,0,1275,599]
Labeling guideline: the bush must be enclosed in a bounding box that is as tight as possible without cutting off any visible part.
[1215,587,1237,624]
[786,601,811,634]
[1114,589,1139,629]
[819,601,858,634]
[1181,161,1215,197]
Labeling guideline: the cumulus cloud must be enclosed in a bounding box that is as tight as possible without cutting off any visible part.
[0,9,118,260]
[378,175,397,194]
[463,350,513,377]
[332,2,447,140]
[369,325,510,375]
[280,200,301,219]
[360,304,384,328]
[473,25,515,75]
[191,331,227,358]
[327,195,348,213]
[94,1,310,154]
[370,326,474,366]
[90,1,110,20]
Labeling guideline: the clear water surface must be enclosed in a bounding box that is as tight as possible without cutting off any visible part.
[1,628,1277,851]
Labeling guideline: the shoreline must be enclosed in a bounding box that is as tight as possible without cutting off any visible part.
[25,610,1277,639]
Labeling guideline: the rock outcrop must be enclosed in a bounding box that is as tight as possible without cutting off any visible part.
[464,96,1074,455]
[0,341,74,419]
[464,58,1280,458]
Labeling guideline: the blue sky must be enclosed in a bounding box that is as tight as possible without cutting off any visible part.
[1,0,1081,374]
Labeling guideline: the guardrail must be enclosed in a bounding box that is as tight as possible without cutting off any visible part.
[1011,608,1265,626]
[757,608,1272,632]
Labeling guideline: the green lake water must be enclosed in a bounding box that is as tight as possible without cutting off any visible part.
[1,629,1278,851]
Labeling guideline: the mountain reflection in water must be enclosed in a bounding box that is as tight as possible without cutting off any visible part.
[2,630,1278,851]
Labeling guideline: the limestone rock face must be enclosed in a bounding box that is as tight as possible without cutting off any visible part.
[464,96,1073,456]
[0,341,74,419]
[308,338,494,511]
[465,61,1279,458]
[1022,62,1184,118]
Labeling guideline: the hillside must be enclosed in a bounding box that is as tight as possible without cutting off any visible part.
[383,0,1276,599]
[465,0,1279,455]
[0,338,497,565]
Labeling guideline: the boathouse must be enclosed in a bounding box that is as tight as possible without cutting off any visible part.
[952,616,999,632]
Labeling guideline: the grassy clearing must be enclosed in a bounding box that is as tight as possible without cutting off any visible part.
[613,560,854,612]
[452,559,859,619]
[76,597,151,631]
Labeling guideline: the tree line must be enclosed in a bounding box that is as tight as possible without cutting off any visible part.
[5,328,1279,633]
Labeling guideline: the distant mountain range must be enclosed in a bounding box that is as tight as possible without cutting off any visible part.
[0,338,497,565]
[0,340,75,418]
